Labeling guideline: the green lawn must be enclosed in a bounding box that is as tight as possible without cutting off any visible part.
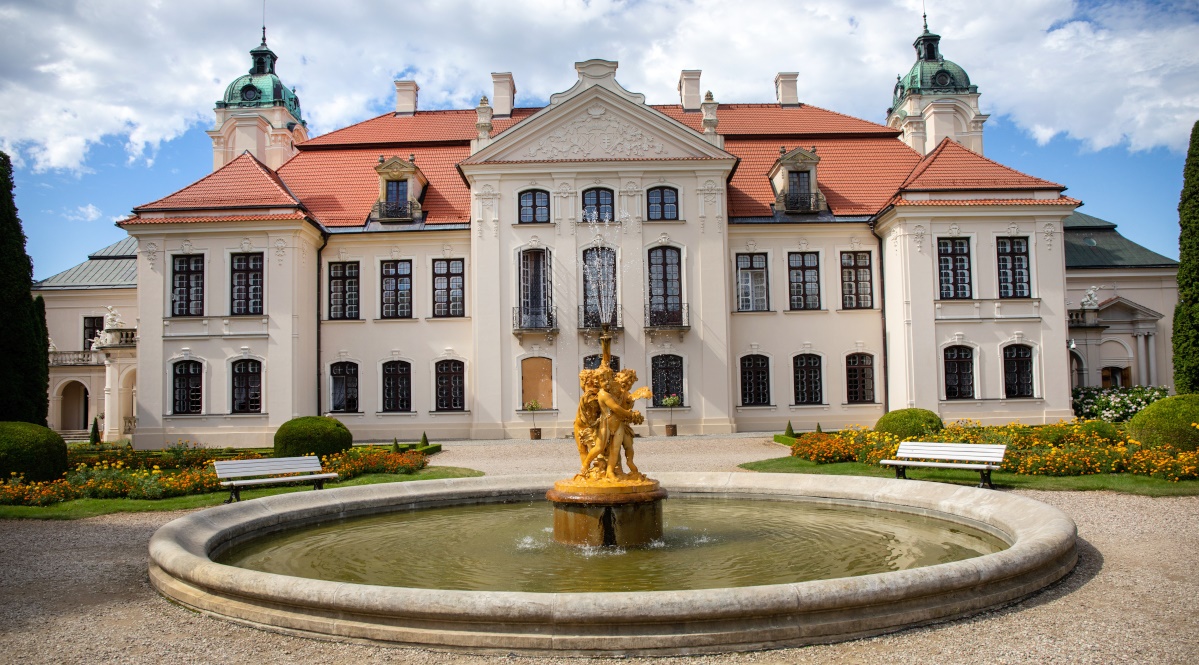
[0,466,483,520]
[740,456,1199,497]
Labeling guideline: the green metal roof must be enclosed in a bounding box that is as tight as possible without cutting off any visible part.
[215,37,305,126]
[891,21,977,109]
[33,237,137,290]
[1063,212,1177,269]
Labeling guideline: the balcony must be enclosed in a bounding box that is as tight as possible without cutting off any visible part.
[95,327,138,348]
[644,303,690,330]
[577,306,623,331]
[371,200,416,222]
[778,191,826,214]
[512,306,557,333]
[49,350,102,366]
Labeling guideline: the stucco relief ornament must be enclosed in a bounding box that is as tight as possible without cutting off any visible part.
[702,180,719,204]
[526,103,668,160]
[144,242,158,266]
[442,244,453,258]
[657,233,671,246]
[1006,222,1020,237]
[390,245,401,259]
[1042,223,1056,250]
[180,240,194,254]
[338,247,348,260]
[745,239,757,252]
[947,223,961,237]
[849,237,863,250]
[912,225,926,252]
[890,227,902,249]
[796,237,809,251]
[528,235,542,249]
[240,238,253,252]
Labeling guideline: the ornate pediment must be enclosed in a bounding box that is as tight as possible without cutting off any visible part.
[467,88,730,165]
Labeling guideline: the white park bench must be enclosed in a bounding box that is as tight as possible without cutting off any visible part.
[213,456,339,503]
[880,442,1007,489]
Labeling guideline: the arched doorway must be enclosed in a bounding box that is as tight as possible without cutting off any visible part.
[60,381,89,431]
[120,369,137,436]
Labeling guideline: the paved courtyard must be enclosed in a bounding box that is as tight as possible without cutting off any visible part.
[1,433,1197,663]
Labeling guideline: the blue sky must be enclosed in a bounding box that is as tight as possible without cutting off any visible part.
[3,0,1196,280]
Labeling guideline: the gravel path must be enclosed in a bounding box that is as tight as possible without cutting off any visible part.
[2,434,1197,664]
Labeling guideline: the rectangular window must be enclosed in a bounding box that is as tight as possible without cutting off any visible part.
[433,259,465,317]
[435,359,465,411]
[328,262,360,320]
[788,252,820,310]
[840,252,873,309]
[172,255,205,316]
[381,260,412,319]
[793,354,823,405]
[231,359,262,413]
[83,316,103,349]
[330,362,359,412]
[736,253,769,312]
[230,253,264,315]
[997,237,1031,298]
[938,238,972,299]
[846,353,875,403]
[386,179,408,203]
[173,361,203,414]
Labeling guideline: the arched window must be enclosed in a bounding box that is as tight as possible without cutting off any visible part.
[231,359,261,414]
[581,247,617,328]
[435,359,465,411]
[943,346,974,400]
[793,354,822,405]
[582,188,614,220]
[521,357,553,408]
[583,354,620,371]
[647,187,678,221]
[845,353,875,403]
[518,248,552,329]
[647,246,683,326]
[330,362,359,413]
[519,190,550,223]
[173,360,203,415]
[652,355,684,406]
[740,355,770,406]
[1003,345,1034,398]
[382,361,411,412]
[255,57,266,75]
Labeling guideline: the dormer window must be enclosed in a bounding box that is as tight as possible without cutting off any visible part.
[372,156,427,223]
[769,147,826,214]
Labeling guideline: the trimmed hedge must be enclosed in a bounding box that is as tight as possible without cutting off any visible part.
[1127,395,1199,452]
[0,421,67,481]
[874,408,944,440]
[273,416,353,458]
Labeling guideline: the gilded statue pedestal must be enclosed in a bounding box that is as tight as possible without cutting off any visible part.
[546,478,667,548]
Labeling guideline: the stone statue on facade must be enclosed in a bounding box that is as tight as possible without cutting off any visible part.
[1081,286,1100,309]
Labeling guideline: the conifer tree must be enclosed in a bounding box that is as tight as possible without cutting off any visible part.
[1174,120,1199,394]
[31,295,49,425]
[0,150,48,423]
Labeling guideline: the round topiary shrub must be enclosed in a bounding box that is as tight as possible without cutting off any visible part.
[874,408,944,440]
[273,416,353,458]
[1127,394,1199,452]
[0,422,68,482]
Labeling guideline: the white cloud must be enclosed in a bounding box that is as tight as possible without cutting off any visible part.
[1,0,1196,172]
[66,203,101,222]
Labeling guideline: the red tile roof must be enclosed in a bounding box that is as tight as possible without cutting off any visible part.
[901,138,1064,192]
[302,108,539,147]
[890,196,1081,207]
[278,146,472,227]
[135,152,300,211]
[655,103,899,137]
[727,138,923,217]
[119,213,309,226]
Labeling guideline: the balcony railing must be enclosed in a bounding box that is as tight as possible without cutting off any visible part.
[49,350,102,366]
[123,416,138,435]
[1067,309,1085,326]
[94,327,137,348]
[512,306,557,332]
[778,191,826,214]
[645,303,690,329]
[577,306,623,331]
[371,200,415,222]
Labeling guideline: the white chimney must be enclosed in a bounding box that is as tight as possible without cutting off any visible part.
[678,70,702,111]
[774,72,799,107]
[394,80,419,115]
[491,72,516,118]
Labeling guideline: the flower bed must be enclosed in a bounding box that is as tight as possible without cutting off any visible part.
[1,447,430,507]
[1072,386,1169,422]
[787,420,1199,482]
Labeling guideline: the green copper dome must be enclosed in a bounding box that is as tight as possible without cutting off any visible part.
[891,19,977,110]
[216,35,305,126]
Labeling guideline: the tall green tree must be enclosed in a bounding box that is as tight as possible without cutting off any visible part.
[1174,120,1199,394]
[0,150,49,423]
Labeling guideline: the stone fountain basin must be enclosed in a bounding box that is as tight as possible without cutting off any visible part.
[148,473,1077,656]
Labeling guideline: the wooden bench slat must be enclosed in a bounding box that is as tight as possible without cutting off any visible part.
[220,473,339,487]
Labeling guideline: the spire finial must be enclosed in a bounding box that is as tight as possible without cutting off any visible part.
[922,12,929,33]
[261,0,268,44]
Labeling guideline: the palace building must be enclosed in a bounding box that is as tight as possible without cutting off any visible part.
[35,24,1178,446]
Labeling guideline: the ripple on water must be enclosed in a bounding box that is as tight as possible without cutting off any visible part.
[217,498,1007,593]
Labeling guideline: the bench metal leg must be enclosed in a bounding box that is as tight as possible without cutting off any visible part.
[894,466,907,480]
[224,486,241,503]
[314,479,325,491]
[979,469,994,490]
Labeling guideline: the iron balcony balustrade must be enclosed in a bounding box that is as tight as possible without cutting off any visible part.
[644,303,690,330]
[778,191,827,214]
[512,306,558,332]
[371,200,415,222]
[577,306,624,331]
